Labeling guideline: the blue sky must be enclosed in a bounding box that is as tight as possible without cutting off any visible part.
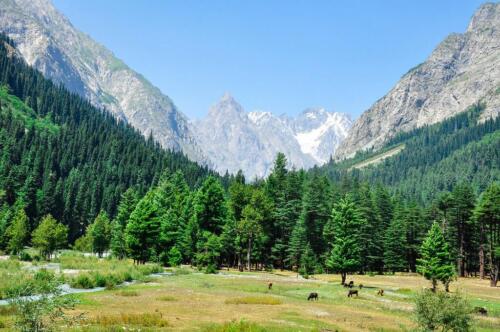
[53,0,487,119]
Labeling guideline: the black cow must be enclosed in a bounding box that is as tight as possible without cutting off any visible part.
[347,290,358,297]
[307,292,319,301]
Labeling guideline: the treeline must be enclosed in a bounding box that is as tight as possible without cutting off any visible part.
[322,104,500,204]
[4,153,498,285]
[0,34,212,242]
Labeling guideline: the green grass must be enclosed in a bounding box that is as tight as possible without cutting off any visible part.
[225,296,282,305]
[57,251,163,289]
[0,85,59,134]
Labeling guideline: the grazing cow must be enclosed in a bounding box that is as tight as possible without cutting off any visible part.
[307,292,319,301]
[359,284,363,289]
[343,283,349,288]
[474,307,487,316]
[268,282,273,290]
[348,280,354,288]
[377,289,384,296]
[347,290,358,297]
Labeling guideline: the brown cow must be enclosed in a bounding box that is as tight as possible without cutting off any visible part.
[377,289,384,296]
[268,282,273,290]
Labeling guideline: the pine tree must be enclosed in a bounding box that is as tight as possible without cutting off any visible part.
[287,218,307,271]
[126,190,161,264]
[299,242,317,278]
[417,223,455,292]
[6,203,29,255]
[31,214,68,260]
[89,211,111,257]
[449,183,476,277]
[325,196,364,284]
[383,206,408,272]
[473,183,500,286]
[300,174,331,257]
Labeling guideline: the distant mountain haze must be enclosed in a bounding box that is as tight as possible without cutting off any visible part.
[194,93,351,178]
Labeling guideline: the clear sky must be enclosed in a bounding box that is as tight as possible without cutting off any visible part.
[53,0,487,120]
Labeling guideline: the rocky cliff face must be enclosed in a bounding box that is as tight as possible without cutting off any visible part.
[195,94,351,178]
[0,0,205,162]
[336,2,500,159]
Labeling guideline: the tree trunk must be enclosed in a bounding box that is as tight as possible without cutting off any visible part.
[458,230,465,277]
[479,222,486,279]
[246,237,252,271]
[341,272,346,285]
[479,242,484,279]
[432,279,437,293]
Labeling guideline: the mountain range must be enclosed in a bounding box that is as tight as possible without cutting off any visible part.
[0,0,499,176]
[194,93,351,178]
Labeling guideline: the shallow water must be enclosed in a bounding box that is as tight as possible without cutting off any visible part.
[0,272,173,306]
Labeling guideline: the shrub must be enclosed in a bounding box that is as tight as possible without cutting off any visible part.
[18,251,32,262]
[414,290,474,331]
[7,271,77,331]
[69,274,95,289]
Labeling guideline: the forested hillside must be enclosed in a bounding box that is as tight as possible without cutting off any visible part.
[321,104,500,203]
[0,34,498,287]
[0,35,211,241]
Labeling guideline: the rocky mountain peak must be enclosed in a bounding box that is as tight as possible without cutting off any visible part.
[467,2,500,33]
[0,0,207,164]
[208,92,246,119]
[335,2,500,159]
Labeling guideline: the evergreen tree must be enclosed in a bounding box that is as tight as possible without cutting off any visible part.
[6,203,29,255]
[126,190,161,264]
[89,211,111,257]
[287,218,307,271]
[31,214,68,260]
[473,183,500,286]
[300,174,331,257]
[449,184,476,277]
[299,242,317,278]
[417,223,455,292]
[325,196,364,284]
[192,176,228,236]
[383,205,408,272]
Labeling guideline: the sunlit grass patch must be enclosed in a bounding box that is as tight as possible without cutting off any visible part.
[202,320,267,332]
[90,312,168,327]
[225,296,282,305]
[117,290,139,297]
[156,295,176,301]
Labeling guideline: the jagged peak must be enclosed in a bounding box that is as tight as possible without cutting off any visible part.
[467,2,500,33]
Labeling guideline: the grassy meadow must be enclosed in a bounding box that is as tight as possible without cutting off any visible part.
[0,254,498,331]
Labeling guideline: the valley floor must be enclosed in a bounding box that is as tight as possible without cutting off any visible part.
[1,258,499,331]
[67,269,499,331]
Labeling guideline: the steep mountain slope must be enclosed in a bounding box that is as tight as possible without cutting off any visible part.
[0,0,205,162]
[195,94,351,178]
[321,104,500,203]
[336,2,500,159]
[0,34,211,239]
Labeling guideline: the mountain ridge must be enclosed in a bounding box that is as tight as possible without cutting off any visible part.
[335,2,500,159]
[0,0,207,163]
